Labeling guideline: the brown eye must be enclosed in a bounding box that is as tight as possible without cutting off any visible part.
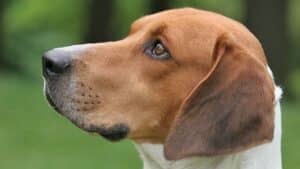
[145,40,171,60]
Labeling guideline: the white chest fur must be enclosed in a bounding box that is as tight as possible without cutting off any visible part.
[134,79,282,169]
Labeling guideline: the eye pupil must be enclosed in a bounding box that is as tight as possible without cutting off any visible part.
[153,43,165,55]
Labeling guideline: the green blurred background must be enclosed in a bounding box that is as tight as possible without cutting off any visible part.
[0,0,299,169]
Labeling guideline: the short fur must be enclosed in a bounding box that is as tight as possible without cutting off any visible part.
[43,8,282,169]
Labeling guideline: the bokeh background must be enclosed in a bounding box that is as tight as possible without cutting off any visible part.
[0,0,299,169]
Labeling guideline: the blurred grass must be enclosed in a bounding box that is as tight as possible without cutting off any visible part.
[0,74,141,169]
[0,74,299,169]
[282,101,299,169]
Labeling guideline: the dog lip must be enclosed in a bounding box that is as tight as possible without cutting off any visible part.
[45,90,64,115]
[86,124,130,141]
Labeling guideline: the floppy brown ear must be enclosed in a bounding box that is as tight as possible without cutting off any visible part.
[164,35,275,160]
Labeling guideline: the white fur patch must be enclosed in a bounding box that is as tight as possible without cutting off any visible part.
[267,66,283,104]
[52,44,93,53]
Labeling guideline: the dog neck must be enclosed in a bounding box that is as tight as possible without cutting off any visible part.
[134,87,282,169]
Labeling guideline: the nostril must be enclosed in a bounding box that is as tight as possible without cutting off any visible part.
[44,58,54,73]
[42,52,71,77]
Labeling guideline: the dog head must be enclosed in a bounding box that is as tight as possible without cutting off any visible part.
[43,8,275,160]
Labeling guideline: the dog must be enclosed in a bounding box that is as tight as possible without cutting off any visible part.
[42,8,282,169]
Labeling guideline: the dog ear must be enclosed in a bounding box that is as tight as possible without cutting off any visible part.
[164,34,275,160]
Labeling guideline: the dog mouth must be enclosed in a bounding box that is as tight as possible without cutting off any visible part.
[45,85,129,141]
[42,61,129,142]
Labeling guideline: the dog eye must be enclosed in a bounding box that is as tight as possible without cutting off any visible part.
[145,40,170,60]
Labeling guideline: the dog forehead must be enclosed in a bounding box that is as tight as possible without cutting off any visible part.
[130,9,225,38]
[134,7,202,24]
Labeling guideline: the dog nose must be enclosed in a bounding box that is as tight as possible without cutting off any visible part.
[42,50,71,77]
